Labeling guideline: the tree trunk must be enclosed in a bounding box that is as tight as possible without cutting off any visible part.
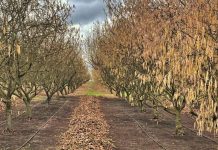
[5,101,12,131]
[57,91,60,99]
[153,100,158,119]
[116,91,120,97]
[64,87,68,95]
[126,92,130,102]
[175,109,184,135]
[46,96,51,105]
[25,102,32,120]
[45,91,52,105]
[110,88,113,94]
[60,90,64,96]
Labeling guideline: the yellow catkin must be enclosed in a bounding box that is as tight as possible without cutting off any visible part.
[8,44,11,56]
[2,26,6,35]
[215,80,217,91]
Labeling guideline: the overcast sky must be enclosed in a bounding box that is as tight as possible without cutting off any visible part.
[65,0,107,37]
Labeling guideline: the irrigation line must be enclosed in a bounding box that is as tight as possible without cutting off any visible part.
[126,113,168,150]
[159,109,218,144]
[16,99,69,150]
[182,125,218,144]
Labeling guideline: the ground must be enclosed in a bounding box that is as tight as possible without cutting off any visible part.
[0,82,217,150]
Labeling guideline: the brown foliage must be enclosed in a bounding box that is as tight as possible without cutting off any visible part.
[89,0,218,135]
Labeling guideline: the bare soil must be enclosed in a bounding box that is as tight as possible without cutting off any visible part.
[100,97,218,150]
[0,95,46,122]
[0,83,217,150]
[0,96,79,150]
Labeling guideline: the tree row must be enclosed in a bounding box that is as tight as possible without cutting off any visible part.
[89,0,217,135]
[0,0,90,131]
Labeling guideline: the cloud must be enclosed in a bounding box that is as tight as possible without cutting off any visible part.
[60,0,107,37]
[68,0,106,27]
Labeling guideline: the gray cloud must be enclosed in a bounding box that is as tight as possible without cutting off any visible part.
[68,0,106,26]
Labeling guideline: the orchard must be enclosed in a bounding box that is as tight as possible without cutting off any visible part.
[0,0,217,149]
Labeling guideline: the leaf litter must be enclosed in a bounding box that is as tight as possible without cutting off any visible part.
[59,96,115,150]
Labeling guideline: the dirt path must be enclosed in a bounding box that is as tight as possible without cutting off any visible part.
[59,96,114,150]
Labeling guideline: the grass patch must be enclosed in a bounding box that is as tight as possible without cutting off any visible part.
[86,81,103,96]
[82,81,115,98]
[86,90,103,96]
